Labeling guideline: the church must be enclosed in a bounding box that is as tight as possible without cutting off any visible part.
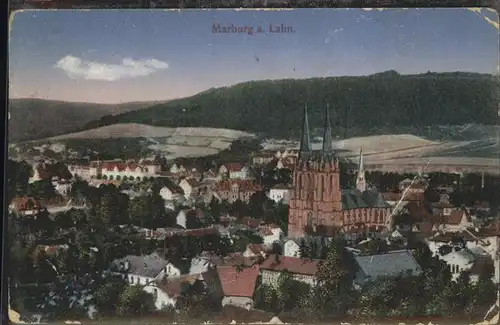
[287,104,393,238]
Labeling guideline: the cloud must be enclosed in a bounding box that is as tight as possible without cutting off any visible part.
[54,55,169,81]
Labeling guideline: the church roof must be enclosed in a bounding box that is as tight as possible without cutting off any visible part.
[341,189,392,210]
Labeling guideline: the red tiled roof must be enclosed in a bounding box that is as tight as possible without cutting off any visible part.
[247,244,268,255]
[443,210,468,225]
[11,196,45,212]
[241,217,264,229]
[215,180,262,192]
[225,253,261,267]
[217,265,260,298]
[260,255,320,276]
[224,163,245,172]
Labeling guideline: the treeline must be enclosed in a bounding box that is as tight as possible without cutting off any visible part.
[81,72,498,138]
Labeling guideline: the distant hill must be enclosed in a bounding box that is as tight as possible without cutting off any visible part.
[79,71,499,139]
[8,98,168,142]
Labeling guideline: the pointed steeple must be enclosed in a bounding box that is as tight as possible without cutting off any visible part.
[356,146,366,192]
[322,103,334,155]
[299,104,312,158]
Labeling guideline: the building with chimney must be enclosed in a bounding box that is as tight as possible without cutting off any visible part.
[287,104,393,238]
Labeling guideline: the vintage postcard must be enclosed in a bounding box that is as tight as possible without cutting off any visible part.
[7,8,500,324]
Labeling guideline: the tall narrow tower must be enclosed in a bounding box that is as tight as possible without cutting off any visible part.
[298,104,312,161]
[322,103,334,156]
[356,146,366,192]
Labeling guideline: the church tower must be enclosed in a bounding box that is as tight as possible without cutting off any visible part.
[288,103,343,238]
[356,146,366,192]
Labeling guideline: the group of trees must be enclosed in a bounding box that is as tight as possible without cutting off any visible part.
[255,240,497,322]
[81,72,498,138]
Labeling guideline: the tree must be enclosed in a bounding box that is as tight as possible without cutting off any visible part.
[128,196,152,228]
[315,240,356,316]
[176,280,215,319]
[27,180,56,200]
[94,279,127,317]
[276,270,310,312]
[255,284,278,312]
[95,191,120,227]
[116,285,155,317]
[230,199,248,217]
[232,230,263,252]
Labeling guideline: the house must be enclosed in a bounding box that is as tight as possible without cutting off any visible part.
[53,180,72,196]
[243,243,269,258]
[440,209,474,232]
[217,265,260,309]
[437,248,476,281]
[275,149,299,160]
[259,225,284,247]
[251,152,275,166]
[274,157,295,170]
[260,255,320,287]
[283,239,301,257]
[176,208,203,229]
[67,164,91,180]
[9,196,46,216]
[431,202,457,218]
[398,178,428,192]
[155,270,222,309]
[268,184,293,204]
[283,236,332,258]
[92,160,161,182]
[29,162,51,183]
[113,252,169,285]
[178,178,203,199]
[219,163,251,180]
[214,180,262,204]
[169,164,187,174]
[354,250,422,287]
[159,185,184,201]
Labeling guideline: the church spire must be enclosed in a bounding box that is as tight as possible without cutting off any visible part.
[322,103,333,155]
[299,104,312,159]
[356,146,366,192]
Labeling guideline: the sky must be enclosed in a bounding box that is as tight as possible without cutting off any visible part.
[9,8,499,103]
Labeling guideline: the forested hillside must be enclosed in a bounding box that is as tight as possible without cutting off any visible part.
[65,71,500,138]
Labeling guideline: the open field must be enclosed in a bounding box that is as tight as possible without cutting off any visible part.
[11,123,256,161]
[12,123,500,173]
[262,130,500,173]
[45,123,255,141]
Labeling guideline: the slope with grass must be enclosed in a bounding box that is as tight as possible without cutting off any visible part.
[8,98,167,142]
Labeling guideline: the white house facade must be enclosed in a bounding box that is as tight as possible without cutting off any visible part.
[268,186,293,204]
[283,239,301,257]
